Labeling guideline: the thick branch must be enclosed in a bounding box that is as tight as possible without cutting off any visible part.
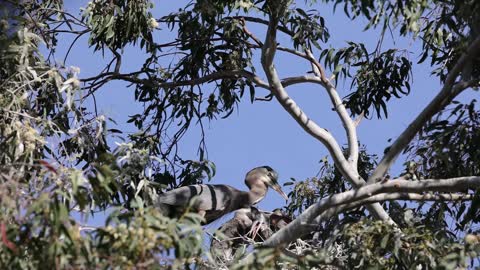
[357,192,473,203]
[260,12,393,223]
[264,176,480,246]
[367,36,480,184]
[265,192,473,243]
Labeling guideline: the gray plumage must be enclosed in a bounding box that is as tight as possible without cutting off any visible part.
[156,184,250,224]
[155,166,288,225]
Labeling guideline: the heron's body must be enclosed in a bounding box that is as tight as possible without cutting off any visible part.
[156,166,288,225]
[156,184,252,224]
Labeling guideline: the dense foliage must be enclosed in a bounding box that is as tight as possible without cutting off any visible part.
[0,0,479,269]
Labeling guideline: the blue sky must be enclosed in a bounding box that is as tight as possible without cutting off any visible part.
[57,1,475,228]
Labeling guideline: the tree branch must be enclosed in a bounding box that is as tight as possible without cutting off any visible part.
[305,48,359,167]
[82,66,332,103]
[232,16,294,36]
[280,75,322,87]
[367,36,480,184]
[240,18,263,46]
[81,69,271,91]
[353,112,365,127]
[260,11,393,224]
[276,46,309,60]
[110,48,122,73]
[264,176,480,246]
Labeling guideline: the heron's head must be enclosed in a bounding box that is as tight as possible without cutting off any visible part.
[245,166,288,200]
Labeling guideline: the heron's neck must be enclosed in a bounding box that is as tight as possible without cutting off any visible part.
[247,184,267,205]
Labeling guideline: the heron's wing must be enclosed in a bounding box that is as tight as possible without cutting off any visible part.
[204,209,230,224]
[205,185,239,210]
[157,184,245,224]
[202,185,251,224]
[156,202,173,217]
[156,185,208,206]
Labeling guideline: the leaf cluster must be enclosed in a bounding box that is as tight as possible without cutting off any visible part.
[322,0,480,83]
[82,0,155,52]
[283,7,330,49]
[332,219,479,269]
[408,100,480,179]
[319,43,412,118]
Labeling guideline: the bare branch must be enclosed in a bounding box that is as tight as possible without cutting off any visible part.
[264,176,480,246]
[305,48,359,167]
[110,48,122,73]
[360,192,473,202]
[353,112,365,127]
[78,225,98,231]
[304,48,328,83]
[240,18,263,46]
[367,36,480,184]
[280,75,322,87]
[232,16,294,36]
[63,30,89,65]
[277,46,309,59]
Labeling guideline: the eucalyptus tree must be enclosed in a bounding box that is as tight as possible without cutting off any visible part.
[0,0,479,269]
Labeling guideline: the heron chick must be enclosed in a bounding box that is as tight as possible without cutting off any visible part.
[210,206,292,265]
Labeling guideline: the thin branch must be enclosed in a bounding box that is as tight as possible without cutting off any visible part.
[81,70,148,83]
[232,16,294,36]
[62,30,89,65]
[277,46,309,59]
[264,176,480,246]
[367,36,480,184]
[353,111,365,127]
[255,94,273,101]
[260,11,393,224]
[81,70,271,91]
[305,48,359,167]
[38,7,88,27]
[326,82,359,167]
[78,225,98,231]
[304,48,328,83]
[240,18,263,46]
[110,48,122,73]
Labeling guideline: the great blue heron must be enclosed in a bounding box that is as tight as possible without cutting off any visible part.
[156,166,288,224]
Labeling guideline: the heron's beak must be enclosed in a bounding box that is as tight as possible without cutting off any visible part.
[271,182,288,201]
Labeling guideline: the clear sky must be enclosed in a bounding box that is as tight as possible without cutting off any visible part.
[57,1,474,229]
